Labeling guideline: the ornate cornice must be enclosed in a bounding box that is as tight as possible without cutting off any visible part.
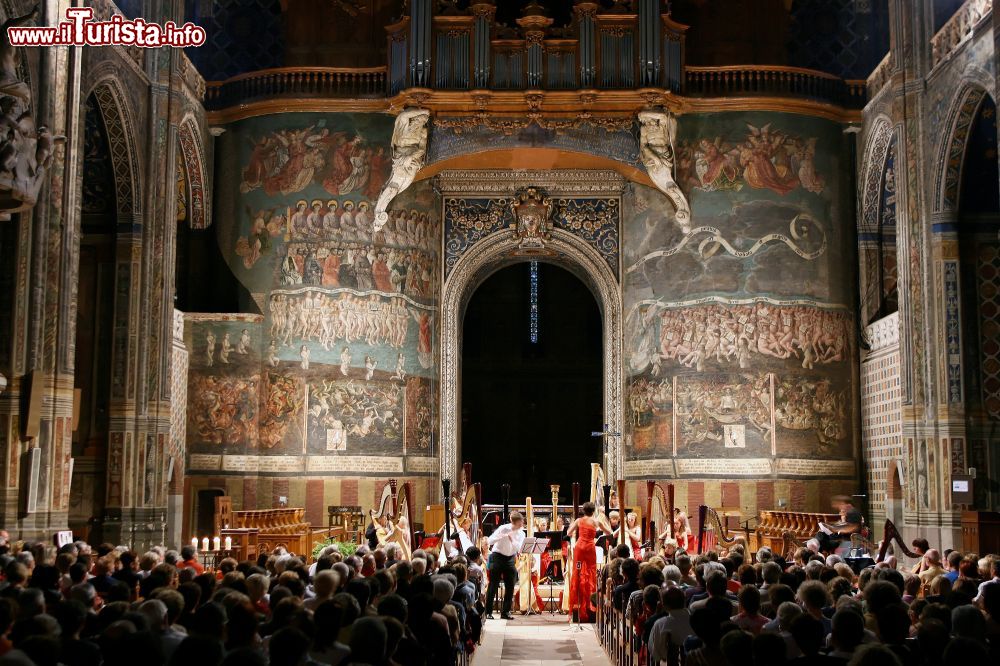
[433,168,626,196]
[204,88,863,125]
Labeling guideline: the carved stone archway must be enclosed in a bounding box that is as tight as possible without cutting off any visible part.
[437,171,625,485]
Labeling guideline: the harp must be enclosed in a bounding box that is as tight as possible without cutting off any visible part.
[696,504,747,555]
[370,479,413,560]
[645,481,675,549]
[875,519,920,561]
[516,496,540,613]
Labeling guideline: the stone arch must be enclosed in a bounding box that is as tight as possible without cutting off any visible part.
[439,227,624,484]
[858,116,896,324]
[934,83,991,213]
[87,78,142,219]
[177,117,210,229]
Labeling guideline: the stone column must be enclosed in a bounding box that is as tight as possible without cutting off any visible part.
[0,0,84,539]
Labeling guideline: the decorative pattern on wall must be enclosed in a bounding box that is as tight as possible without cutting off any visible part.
[91,81,140,217]
[428,117,641,168]
[183,0,284,82]
[938,86,987,212]
[786,0,889,80]
[861,312,902,519]
[82,94,116,217]
[444,196,621,277]
[975,243,1000,419]
[178,119,210,229]
[944,260,963,404]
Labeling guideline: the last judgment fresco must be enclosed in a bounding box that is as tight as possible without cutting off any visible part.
[186,113,438,477]
[624,112,856,479]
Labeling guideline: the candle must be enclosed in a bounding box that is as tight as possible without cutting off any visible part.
[213,536,221,551]
[224,536,232,551]
[202,537,209,552]
[191,537,198,552]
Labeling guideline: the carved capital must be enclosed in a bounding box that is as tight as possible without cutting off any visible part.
[470,2,496,19]
[524,92,544,111]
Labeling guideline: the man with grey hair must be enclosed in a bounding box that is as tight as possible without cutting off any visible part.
[761,561,781,590]
[756,546,773,563]
[773,601,804,659]
[139,598,185,661]
[69,582,98,611]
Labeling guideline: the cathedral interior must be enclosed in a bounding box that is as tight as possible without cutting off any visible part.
[0,0,997,561]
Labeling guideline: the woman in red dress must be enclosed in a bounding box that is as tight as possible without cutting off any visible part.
[567,501,608,623]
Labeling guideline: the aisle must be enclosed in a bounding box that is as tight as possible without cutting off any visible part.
[472,613,610,665]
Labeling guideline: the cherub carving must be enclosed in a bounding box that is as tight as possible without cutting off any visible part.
[373,108,431,233]
[638,110,692,233]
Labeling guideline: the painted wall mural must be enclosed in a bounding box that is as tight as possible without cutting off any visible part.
[187,112,439,496]
[624,112,856,482]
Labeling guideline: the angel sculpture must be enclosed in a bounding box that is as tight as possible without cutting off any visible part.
[637,110,692,233]
[373,108,430,233]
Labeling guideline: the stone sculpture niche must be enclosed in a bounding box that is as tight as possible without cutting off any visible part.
[0,5,64,219]
[373,107,430,233]
[637,110,691,233]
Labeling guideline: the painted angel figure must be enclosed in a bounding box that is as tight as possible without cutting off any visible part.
[638,110,692,233]
[373,108,431,233]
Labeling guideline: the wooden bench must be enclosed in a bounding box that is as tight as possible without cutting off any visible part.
[216,501,320,561]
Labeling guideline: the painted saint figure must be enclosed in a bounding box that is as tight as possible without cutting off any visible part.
[205,331,216,367]
[220,333,232,364]
[267,339,279,367]
[392,353,406,381]
[237,329,251,355]
[340,346,351,376]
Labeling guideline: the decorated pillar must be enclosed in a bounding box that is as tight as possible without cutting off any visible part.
[0,1,83,538]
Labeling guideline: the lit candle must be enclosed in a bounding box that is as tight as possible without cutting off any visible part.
[202,537,209,552]
[224,536,232,551]
[213,536,221,551]
[191,537,198,552]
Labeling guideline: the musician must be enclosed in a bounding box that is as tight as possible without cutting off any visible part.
[621,511,642,556]
[485,511,525,620]
[567,502,611,623]
[673,508,693,551]
[811,496,862,553]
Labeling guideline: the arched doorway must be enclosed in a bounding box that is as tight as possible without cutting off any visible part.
[438,178,625,490]
[462,261,603,501]
[954,94,1000,508]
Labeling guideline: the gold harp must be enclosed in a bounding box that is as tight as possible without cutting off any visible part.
[697,504,747,555]
[646,481,674,549]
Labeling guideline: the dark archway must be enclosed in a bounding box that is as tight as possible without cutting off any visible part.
[461,262,603,503]
[956,94,1000,509]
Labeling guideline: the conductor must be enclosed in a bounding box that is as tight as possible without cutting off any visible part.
[485,511,525,620]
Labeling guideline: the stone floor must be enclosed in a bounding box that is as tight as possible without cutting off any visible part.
[472,612,610,665]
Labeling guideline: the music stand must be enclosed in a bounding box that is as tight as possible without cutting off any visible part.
[519,537,549,616]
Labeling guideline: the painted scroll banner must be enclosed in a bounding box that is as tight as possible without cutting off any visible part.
[774,458,855,477]
[675,458,774,476]
[306,455,404,474]
[222,455,305,473]
[188,454,222,471]
[623,459,677,478]
[405,456,438,473]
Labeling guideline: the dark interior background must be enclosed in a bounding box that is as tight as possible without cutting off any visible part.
[461,262,603,504]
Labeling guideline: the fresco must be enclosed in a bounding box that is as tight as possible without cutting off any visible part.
[624,112,856,479]
[188,112,440,483]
